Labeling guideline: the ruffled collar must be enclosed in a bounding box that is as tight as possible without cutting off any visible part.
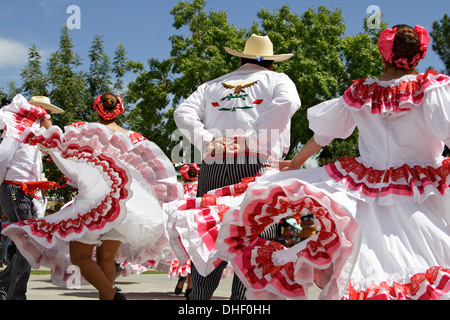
[343,69,450,115]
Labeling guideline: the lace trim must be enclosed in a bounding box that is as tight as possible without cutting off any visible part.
[343,69,450,114]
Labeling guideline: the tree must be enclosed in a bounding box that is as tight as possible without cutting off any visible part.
[431,14,450,73]
[20,44,48,97]
[47,26,91,127]
[87,35,113,98]
[126,0,246,158]
[4,82,21,99]
[169,0,246,103]
[112,44,128,96]
[44,26,90,200]
[126,58,174,152]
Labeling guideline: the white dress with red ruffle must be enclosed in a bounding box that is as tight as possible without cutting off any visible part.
[2,122,181,272]
[217,70,450,300]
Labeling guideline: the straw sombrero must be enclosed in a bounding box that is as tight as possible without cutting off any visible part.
[224,34,293,62]
[29,96,64,114]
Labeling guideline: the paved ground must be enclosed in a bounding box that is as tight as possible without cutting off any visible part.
[23,268,321,300]
[25,270,231,300]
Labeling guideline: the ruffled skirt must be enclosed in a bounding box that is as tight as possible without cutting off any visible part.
[216,164,450,300]
[163,177,255,277]
[2,123,180,273]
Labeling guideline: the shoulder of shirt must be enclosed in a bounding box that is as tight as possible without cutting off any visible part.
[202,63,290,87]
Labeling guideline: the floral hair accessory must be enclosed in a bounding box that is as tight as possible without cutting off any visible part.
[414,25,431,60]
[93,95,125,121]
[378,27,397,65]
[180,163,200,181]
[378,25,430,70]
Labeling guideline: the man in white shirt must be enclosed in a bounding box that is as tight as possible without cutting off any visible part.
[0,95,63,300]
[174,34,301,300]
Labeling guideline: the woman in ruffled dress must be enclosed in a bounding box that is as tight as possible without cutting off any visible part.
[2,93,181,300]
[217,25,450,300]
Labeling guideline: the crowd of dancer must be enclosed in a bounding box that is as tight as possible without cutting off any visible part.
[0,23,449,300]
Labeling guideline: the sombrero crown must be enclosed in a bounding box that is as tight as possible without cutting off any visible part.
[225,34,293,62]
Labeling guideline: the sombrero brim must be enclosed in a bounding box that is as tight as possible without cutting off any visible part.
[224,47,293,62]
[30,102,64,114]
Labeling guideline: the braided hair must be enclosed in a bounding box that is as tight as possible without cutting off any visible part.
[390,25,421,70]
[93,93,125,121]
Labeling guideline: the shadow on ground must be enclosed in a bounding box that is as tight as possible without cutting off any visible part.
[29,278,228,300]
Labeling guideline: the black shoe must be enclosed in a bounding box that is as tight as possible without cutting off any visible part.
[174,277,186,295]
[113,292,127,300]
[184,288,192,298]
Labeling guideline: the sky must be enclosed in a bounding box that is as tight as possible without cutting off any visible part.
[0,0,448,93]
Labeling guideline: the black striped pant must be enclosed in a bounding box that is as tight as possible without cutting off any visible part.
[0,183,37,300]
[188,156,279,300]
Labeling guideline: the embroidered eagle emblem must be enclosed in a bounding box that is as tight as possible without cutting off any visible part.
[222,81,258,96]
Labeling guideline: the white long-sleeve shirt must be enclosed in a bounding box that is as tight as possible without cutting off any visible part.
[0,134,44,184]
[174,64,301,161]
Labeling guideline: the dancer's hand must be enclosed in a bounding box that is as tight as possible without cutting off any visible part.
[206,138,227,157]
[266,160,291,171]
[225,134,248,156]
[40,116,52,129]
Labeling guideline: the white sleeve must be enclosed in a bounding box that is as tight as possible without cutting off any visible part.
[307,97,356,146]
[174,85,216,153]
[423,84,450,146]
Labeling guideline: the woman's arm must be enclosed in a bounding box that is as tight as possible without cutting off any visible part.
[285,137,323,171]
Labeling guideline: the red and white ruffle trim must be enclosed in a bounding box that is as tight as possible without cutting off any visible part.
[169,259,192,278]
[8,125,131,244]
[5,122,179,246]
[325,157,450,205]
[165,195,231,276]
[345,266,450,300]
[343,69,450,115]
[62,122,180,205]
[218,180,361,300]
[0,94,48,139]
[164,177,257,277]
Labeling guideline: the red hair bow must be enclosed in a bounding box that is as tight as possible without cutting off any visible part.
[378,25,430,70]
